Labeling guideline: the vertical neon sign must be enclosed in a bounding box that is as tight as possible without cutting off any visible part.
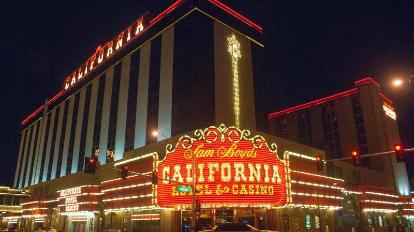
[227,34,241,128]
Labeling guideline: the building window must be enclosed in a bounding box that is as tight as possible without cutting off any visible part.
[21,126,33,185]
[16,130,28,186]
[28,123,41,184]
[275,118,289,137]
[56,101,69,177]
[107,63,122,156]
[66,93,80,175]
[78,84,92,172]
[352,95,370,167]
[38,113,52,182]
[92,75,107,152]
[47,107,60,180]
[172,12,215,135]
[124,50,140,152]
[297,110,312,145]
[146,36,162,145]
[322,103,341,159]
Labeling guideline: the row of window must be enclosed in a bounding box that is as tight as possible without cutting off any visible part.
[14,14,215,188]
[274,95,373,162]
[15,15,218,188]
[14,37,163,188]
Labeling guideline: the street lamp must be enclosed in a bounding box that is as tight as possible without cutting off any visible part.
[391,75,413,88]
[151,129,169,140]
[392,78,404,87]
[151,129,197,232]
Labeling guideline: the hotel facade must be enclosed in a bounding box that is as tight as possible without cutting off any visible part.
[10,1,414,232]
[268,78,410,196]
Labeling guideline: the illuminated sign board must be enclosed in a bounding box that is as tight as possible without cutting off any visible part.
[63,14,148,90]
[157,124,288,208]
[383,104,396,120]
[59,187,82,213]
[60,187,81,197]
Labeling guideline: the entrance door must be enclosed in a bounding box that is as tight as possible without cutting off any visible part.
[131,220,160,232]
[215,209,235,224]
[73,222,86,232]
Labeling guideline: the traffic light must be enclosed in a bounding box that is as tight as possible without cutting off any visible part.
[151,171,158,185]
[195,200,201,214]
[394,144,405,162]
[315,155,323,171]
[84,157,97,174]
[121,165,129,180]
[351,150,361,166]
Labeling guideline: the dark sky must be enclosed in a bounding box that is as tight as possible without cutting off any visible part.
[1,0,414,186]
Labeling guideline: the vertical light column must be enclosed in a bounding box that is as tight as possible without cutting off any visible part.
[158,26,174,140]
[51,105,65,180]
[13,130,26,188]
[24,122,38,187]
[99,68,114,164]
[85,79,99,158]
[60,97,75,177]
[19,126,32,188]
[29,122,40,185]
[33,116,47,184]
[227,34,242,128]
[135,43,151,148]
[71,88,86,173]
[115,56,131,160]
[42,110,56,182]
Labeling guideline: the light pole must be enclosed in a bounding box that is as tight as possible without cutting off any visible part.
[151,129,197,232]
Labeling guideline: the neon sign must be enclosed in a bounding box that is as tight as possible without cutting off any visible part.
[383,104,396,120]
[60,187,81,197]
[157,124,287,208]
[227,34,241,127]
[59,187,82,213]
[63,15,147,90]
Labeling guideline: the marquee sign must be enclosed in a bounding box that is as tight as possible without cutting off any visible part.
[157,125,288,208]
[63,14,148,90]
[59,187,82,213]
[58,186,99,214]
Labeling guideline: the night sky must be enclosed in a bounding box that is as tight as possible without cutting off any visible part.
[1,0,414,186]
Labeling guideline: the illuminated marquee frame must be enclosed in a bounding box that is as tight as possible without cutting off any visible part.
[156,124,288,209]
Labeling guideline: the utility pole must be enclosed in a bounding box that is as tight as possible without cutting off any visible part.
[191,154,196,232]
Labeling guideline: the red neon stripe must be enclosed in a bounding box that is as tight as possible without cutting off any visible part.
[149,0,187,26]
[379,92,393,104]
[208,0,263,33]
[21,106,44,126]
[268,88,358,119]
[47,90,65,105]
[354,77,381,88]
[21,90,65,126]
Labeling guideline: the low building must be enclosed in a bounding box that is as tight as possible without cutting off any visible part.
[14,125,414,232]
[268,77,410,196]
[0,186,29,229]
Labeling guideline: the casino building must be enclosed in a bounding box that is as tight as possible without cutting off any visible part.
[14,0,264,189]
[12,0,414,232]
